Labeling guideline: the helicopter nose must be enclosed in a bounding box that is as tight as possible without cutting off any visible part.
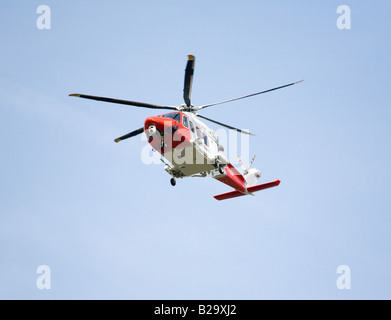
[144,116,165,135]
[144,116,161,142]
[144,116,178,152]
[145,116,178,135]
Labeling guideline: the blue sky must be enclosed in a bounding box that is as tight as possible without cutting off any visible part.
[1,1,390,299]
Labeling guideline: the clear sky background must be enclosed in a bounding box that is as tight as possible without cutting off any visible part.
[0,1,390,299]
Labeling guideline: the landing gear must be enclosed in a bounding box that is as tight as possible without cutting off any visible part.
[218,164,225,175]
[170,178,176,186]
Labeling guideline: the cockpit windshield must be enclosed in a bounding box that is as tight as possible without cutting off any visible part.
[162,112,181,122]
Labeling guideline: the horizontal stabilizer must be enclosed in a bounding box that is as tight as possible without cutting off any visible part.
[214,180,280,201]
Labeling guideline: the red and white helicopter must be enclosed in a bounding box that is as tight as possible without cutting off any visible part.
[70,55,302,200]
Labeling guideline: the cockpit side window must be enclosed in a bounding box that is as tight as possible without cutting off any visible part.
[182,115,189,128]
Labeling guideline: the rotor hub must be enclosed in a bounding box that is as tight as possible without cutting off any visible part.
[178,104,197,112]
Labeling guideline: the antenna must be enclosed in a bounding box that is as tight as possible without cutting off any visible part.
[249,155,256,169]
[237,155,256,175]
[237,156,246,171]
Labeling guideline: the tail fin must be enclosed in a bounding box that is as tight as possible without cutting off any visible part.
[214,180,281,201]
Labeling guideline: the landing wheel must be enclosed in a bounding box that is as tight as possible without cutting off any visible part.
[218,165,225,175]
[170,178,176,186]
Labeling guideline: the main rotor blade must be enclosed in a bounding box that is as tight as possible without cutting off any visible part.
[114,127,144,143]
[197,114,254,136]
[69,94,177,110]
[183,55,195,107]
[198,80,304,110]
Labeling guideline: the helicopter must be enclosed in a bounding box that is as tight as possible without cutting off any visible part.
[69,55,302,200]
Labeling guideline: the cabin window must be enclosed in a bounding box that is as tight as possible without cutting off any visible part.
[203,133,209,147]
[196,126,202,138]
[162,112,181,122]
[182,115,189,128]
[189,121,195,133]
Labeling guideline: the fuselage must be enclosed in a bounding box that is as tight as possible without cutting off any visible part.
[143,111,248,192]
